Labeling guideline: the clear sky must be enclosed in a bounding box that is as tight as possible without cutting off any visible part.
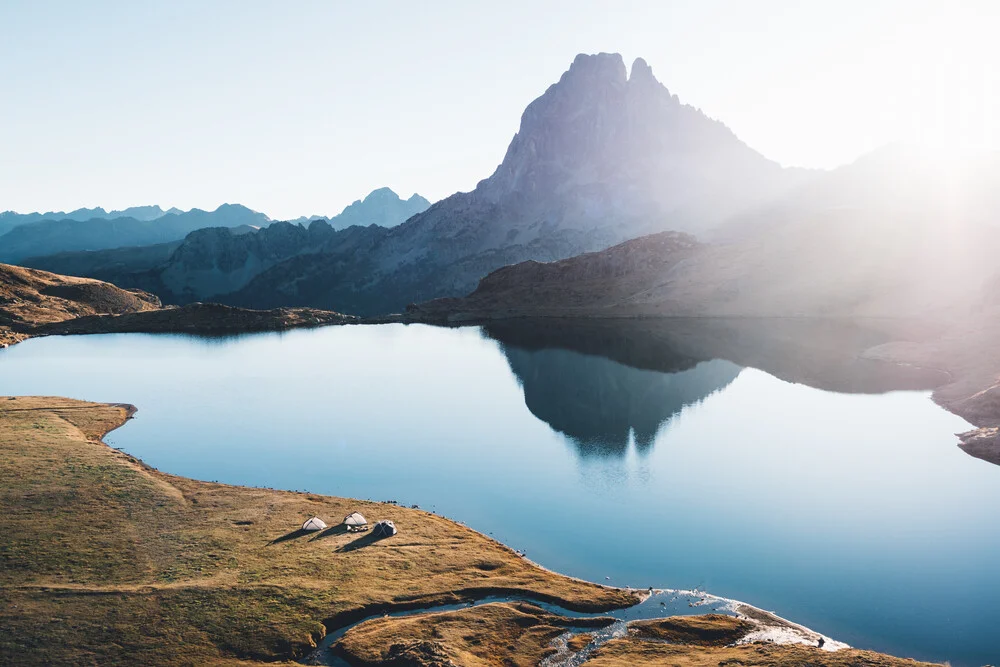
[1,1,997,219]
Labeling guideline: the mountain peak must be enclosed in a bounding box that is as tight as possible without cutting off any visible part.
[562,52,627,87]
[629,57,655,84]
[363,187,400,203]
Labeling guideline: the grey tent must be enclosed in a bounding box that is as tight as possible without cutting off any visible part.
[301,516,327,532]
[343,511,368,532]
[371,520,397,538]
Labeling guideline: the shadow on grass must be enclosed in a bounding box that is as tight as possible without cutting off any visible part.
[268,528,310,545]
[310,524,349,541]
[336,532,392,553]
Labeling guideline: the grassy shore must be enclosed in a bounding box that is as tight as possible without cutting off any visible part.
[0,397,945,666]
[333,603,938,667]
[0,397,635,666]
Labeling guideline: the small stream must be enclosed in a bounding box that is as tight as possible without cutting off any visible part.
[303,588,835,665]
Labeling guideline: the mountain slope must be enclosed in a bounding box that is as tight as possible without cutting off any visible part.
[0,204,269,263]
[0,263,160,345]
[17,188,426,306]
[153,220,387,303]
[411,147,1000,322]
[22,241,183,284]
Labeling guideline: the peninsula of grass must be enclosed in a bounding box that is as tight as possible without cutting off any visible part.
[334,604,940,667]
[0,397,636,666]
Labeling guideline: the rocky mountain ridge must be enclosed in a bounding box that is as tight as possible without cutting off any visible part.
[169,52,806,315]
[17,188,431,305]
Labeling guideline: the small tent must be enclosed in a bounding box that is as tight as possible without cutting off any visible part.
[344,512,369,532]
[371,519,397,538]
[301,517,327,532]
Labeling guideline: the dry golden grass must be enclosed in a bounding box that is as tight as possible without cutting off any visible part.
[0,397,635,666]
[629,613,756,646]
[0,263,159,345]
[567,632,594,652]
[335,601,613,667]
[333,605,940,667]
[583,640,939,667]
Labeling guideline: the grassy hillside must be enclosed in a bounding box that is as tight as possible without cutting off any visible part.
[0,263,160,346]
[0,397,635,666]
[333,603,939,667]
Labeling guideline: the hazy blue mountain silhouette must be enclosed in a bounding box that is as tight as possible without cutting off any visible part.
[0,205,175,237]
[288,188,430,230]
[18,188,429,305]
[0,204,270,263]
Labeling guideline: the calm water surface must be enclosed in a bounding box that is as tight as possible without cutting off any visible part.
[1,321,997,665]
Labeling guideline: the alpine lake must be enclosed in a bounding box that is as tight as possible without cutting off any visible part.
[2,318,997,666]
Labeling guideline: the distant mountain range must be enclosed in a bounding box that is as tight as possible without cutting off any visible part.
[13,52,1000,326]
[0,204,270,264]
[8,54,812,313]
[2,187,428,264]
[0,204,182,232]
[287,188,430,230]
[19,188,429,302]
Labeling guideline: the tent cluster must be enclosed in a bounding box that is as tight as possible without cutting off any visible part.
[298,512,397,538]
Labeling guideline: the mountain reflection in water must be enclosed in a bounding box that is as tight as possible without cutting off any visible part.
[483,317,949,458]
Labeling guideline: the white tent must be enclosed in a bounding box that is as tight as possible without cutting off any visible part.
[372,519,397,538]
[344,512,368,532]
[301,516,327,532]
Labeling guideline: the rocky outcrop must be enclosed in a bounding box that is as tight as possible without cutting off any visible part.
[958,427,1000,466]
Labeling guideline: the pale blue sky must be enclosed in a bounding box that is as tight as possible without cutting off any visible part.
[1,1,997,219]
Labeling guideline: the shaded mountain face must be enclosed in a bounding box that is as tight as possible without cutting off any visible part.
[414,147,1000,323]
[19,188,426,307]
[21,241,183,285]
[289,188,431,230]
[74,221,390,306]
[152,220,387,303]
[1,204,270,263]
[184,52,802,315]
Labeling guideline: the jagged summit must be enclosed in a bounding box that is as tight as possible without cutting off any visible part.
[328,187,431,229]
[629,56,654,83]
[200,52,807,315]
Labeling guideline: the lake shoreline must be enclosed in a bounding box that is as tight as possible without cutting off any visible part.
[0,395,943,666]
[7,305,998,468]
